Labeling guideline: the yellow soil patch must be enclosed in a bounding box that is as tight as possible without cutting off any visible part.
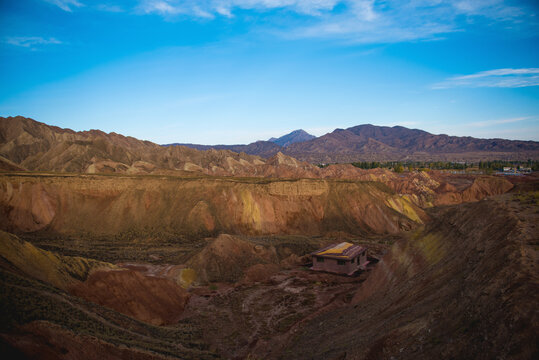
[0,231,116,290]
[178,268,197,288]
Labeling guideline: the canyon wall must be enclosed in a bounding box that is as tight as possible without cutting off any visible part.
[0,174,425,237]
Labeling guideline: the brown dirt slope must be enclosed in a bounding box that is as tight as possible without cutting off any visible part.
[186,234,280,283]
[0,174,423,236]
[282,194,538,359]
[1,320,173,360]
[69,269,190,326]
[434,175,514,205]
[0,265,219,359]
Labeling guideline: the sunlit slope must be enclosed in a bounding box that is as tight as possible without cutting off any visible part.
[0,175,425,236]
[0,230,115,290]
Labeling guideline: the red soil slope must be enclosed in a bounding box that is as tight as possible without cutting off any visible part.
[69,269,190,326]
[1,321,171,360]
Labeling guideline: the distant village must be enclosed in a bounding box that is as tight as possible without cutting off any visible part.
[500,166,533,175]
[337,160,538,175]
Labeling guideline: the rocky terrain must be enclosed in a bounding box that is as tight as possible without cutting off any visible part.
[1,177,536,359]
[0,116,537,359]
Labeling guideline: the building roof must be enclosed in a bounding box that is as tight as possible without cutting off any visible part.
[311,242,366,260]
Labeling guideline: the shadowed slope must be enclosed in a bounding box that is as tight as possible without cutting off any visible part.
[0,232,219,359]
[69,269,190,326]
[282,194,538,359]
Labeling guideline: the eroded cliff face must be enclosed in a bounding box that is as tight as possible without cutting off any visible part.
[433,175,514,206]
[0,175,424,237]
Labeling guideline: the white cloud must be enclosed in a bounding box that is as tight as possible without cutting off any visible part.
[43,0,83,12]
[138,0,183,16]
[433,68,539,89]
[4,36,63,49]
[137,0,340,18]
[96,4,124,12]
[285,0,534,44]
[452,0,523,20]
[127,1,537,44]
[227,0,340,15]
[289,15,457,44]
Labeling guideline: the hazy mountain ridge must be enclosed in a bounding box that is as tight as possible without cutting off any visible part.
[163,129,314,158]
[268,129,315,147]
[166,123,539,162]
[284,124,539,162]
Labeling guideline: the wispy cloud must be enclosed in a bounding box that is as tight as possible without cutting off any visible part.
[132,0,535,44]
[468,116,535,127]
[96,4,124,13]
[286,0,536,43]
[43,0,83,12]
[39,1,537,45]
[433,68,539,89]
[3,36,63,49]
[452,0,524,21]
[136,0,340,18]
[138,0,183,16]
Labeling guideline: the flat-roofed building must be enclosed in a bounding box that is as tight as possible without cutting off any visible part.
[311,242,369,275]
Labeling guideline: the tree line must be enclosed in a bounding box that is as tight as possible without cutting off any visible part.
[340,160,539,173]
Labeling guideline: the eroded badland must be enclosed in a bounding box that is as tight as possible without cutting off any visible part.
[0,117,537,359]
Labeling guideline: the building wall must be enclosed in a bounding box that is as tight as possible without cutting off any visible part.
[360,252,367,268]
[312,255,363,274]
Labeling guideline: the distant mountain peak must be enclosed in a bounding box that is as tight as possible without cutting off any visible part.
[268,129,316,147]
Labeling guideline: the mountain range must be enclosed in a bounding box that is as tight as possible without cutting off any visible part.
[1,117,538,176]
[170,124,539,163]
[162,129,316,158]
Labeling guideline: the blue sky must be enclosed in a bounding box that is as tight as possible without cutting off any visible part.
[1,0,538,144]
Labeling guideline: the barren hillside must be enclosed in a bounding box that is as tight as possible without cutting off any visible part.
[282,194,538,359]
